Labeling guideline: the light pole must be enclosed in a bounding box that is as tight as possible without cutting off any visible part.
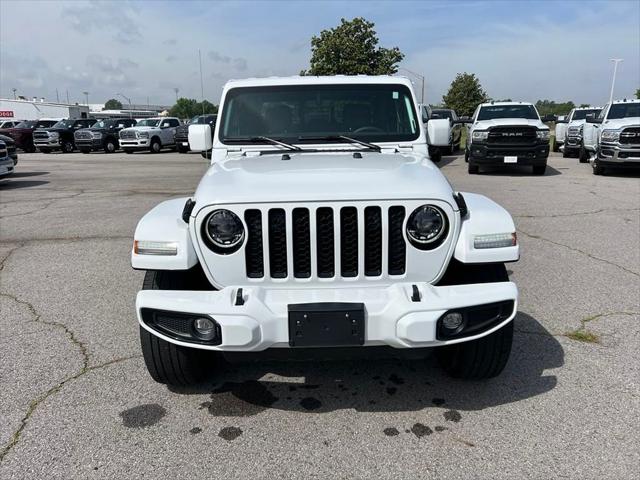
[117,92,133,119]
[608,58,623,104]
[12,88,17,99]
[398,67,425,104]
[173,87,179,102]
[83,91,89,106]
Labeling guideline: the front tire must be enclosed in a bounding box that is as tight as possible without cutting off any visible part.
[140,269,216,386]
[62,140,74,153]
[436,262,513,379]
[104,138,117,153]
[468,162,479,174]
[592,161,605,175]
[150,138,161,153]
[532,164,546,175]
[579,145,589,163]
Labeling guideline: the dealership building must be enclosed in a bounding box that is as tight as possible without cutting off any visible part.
[0,98,90,121]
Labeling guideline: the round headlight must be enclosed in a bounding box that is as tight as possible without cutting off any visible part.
[204,209,244,251]
[407,205,448,248]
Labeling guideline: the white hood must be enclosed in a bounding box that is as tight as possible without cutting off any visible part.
[474,118,547,129]
[193,151,455,208]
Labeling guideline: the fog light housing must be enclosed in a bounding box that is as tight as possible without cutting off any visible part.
[441,312,464,332]
[193,317,217,341]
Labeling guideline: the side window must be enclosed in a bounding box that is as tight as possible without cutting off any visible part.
[74,121,84,129]
[598,106,608,120]
[169,119,180,127]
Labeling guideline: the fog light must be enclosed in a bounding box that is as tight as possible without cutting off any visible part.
[442,312,464,331]
[474,232,517,249]
[193,317,217,341]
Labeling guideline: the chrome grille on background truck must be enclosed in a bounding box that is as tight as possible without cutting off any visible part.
[33,131,50,140]
[120,130,137,140]
[619,127,640,145]
[74,131,92,140]
[244,206,406,279]
[487,126,537,145]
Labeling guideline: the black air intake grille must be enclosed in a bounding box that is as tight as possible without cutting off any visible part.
[620,127,640,145]
[268,209,287,278]
[364,206,382,276]
[292,208,311,278]
[316,207,335,278]
[244,209,264,278]
[388,206,406,275]
[487,126,537,145]
[340,207,358,277]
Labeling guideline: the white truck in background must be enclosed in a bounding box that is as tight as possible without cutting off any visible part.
[555,107,602,158]
[581,99,640,174]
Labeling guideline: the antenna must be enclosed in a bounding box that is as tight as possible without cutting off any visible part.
[199,49,205,115]
[608,59,623,104]
[12,88,17,99]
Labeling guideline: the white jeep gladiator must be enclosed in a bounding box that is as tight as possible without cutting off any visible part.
[132,76,520,386]
[555,107,602,158]
[119,117,181,153]
[464,102,551,175]
[581,99,640,174]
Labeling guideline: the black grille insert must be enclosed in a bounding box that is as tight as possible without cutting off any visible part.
[268,209,287,278]
[292,208,311,278]
[388,206,406,275]
[316,207,335,278]
[244,209,264,278]
[488,126,537,145]
[364,206,382,276]
[620,127,640,145]
[340,207,358,277]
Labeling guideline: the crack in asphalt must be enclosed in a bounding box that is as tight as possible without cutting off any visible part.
[0,354,141,463]
[514,207,639,219]
[517,228,639,277]
[0,191,86,219]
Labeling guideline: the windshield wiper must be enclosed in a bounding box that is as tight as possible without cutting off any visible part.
[297,135,381,152]
[225,136,301,151]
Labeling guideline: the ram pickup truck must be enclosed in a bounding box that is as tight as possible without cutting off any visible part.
[555,107,602,158]
[75,117,137,153]
[119,117,181,153]
[582,99,640,175]
[33,118,97,153]
[175,114,217,153]
[463,102,551,175]
[0,134,18,165]
[132,76,520,387]
[0,119,58,152]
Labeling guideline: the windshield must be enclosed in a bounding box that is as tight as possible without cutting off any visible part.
[92,120,114,129]
[136,119,161,127]
[52,120,75,129]
[194,115,216,124]
[432,109,453,120]
[607,103,640,119]
[477,105,539,121]
[220,84,419,144]
[572,109,601,120]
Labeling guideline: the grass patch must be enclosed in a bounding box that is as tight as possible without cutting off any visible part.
[565,329,599,344]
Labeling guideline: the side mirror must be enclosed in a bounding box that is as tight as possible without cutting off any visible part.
[188,124,212,152]
[587,117,602,124]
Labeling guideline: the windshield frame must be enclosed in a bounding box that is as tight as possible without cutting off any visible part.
[135,119,161,127]
[477,104,539,121]
[606,103,640,120]
[218,83,420,146]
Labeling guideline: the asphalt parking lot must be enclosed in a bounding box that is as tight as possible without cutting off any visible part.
[1,150,639,479]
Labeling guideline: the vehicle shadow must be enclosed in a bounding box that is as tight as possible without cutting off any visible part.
[170,312,563,416]
[436,154,461,168]
[8,171,49,178]
[0,179,50,189]
[600,168,640,178]
[478,165,562,177]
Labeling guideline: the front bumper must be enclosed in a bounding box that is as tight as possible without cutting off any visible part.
[468,143,549,165]
[136,282,518,351]
[0,158,15,178]
[75,139,102,150]
[120,139,150,149]
[563,136,582,152]
[34,138,61,148]
[596,142,640,164]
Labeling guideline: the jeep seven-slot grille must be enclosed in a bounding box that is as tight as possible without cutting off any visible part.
[243,206,406,279]
[487,126,537,145]
[620,127,640,145]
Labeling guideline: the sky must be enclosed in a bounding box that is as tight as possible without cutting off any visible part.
[1,0,638,107]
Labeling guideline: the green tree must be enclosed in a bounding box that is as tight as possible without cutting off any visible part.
[635,88,640,99]
[442,73,488,117]
[535,100,575,117]
[302,17,404,75]
[104,98,123,110]
[169,98,218,119]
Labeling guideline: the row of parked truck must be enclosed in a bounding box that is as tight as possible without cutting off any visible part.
[0,115,217,155]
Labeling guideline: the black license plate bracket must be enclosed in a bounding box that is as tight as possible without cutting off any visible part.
[288,302,365,347]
